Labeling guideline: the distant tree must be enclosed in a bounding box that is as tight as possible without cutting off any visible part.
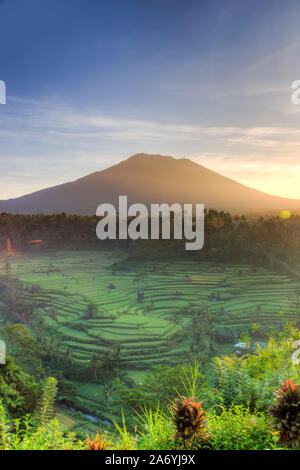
[90,353,102,381]
[85,303,98,319]
[113,343,121,378]
[103,349,113,380]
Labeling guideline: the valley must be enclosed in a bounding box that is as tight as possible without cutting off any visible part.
[1,250,300,426]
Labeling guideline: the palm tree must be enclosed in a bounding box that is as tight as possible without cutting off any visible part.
[113,343,121,378]
[103,349,112,380]
[90,353,102,381]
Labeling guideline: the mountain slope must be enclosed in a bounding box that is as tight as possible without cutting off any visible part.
[1,153,300,214]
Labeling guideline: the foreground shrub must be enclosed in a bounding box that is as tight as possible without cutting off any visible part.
[15,419,84,450]
[0,403,83,450]
[85,433,112,450]
[205,405,280,450]
[171,397,209,448]
[136,407,175,450]
[214,331,300,411]
[113,410,138,450]
[269,379,300,449]
[35,377,57,427]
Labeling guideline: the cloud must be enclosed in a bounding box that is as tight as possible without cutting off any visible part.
[4,97,300,145]
[2,97,300,198]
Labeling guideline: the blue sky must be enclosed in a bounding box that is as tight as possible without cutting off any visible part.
[1,0,300,199]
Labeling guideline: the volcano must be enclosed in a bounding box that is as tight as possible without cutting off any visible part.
[1,153,300,215]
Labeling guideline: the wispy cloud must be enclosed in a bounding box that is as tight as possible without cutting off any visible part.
[4,97,300,143]
[2,97,300,199]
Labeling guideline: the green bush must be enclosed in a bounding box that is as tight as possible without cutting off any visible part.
[214,331,300,411]
[0,403,84,450]
[0,355,38,418]
[136,407,176,450]
[204,405,280,450]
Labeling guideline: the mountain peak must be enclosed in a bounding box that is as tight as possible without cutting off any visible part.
[125,153,201,168]
[1,153,300,215]
[128,153,174,159]
[125,153,178,163]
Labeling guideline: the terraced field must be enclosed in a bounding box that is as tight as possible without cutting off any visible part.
[1,250,300,377]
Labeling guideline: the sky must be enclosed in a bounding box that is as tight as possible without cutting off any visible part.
[1,0,300,199]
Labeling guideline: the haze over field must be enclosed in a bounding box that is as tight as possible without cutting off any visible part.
[1,153,300,215]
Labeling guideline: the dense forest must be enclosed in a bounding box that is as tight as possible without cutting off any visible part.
[1,210,300,266]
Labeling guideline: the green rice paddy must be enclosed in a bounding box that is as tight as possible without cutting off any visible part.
[1,250,300,377]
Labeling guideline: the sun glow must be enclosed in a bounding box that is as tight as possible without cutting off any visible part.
[280,210,292,219]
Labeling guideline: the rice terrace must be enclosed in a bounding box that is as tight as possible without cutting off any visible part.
[1,245,300,428]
